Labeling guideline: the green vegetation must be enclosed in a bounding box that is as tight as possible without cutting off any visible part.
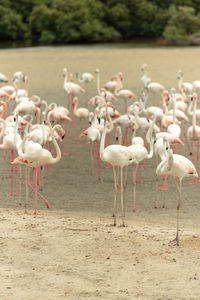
[1,0,200,46]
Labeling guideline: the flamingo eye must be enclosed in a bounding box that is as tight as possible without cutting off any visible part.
[166,147,168,150]
[14,117,16,122]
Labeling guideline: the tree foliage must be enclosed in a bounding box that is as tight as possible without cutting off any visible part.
[0,0,200,45]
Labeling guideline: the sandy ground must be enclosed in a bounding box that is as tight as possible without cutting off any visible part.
[0,46,200,299]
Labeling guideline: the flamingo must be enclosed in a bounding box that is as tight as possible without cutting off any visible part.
[128,125,155,212]
[187,93,200,182]
[114,75,136,113]
[104,72,123,93]
[63,68,85,110]
[156,137,198,246]
[99,108,136,226]
[0,73,8,84]
[143,77,165,106]
[76,72,94,83]
[79,112,101,175]
[113,113,135,146]
[177,70,193,100]
[0,116,22,200]
[76,71,94,104]
[72,97,90,131]
[13,110,62,214]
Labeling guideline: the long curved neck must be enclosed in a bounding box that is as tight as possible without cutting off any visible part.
[188,99,193,116]
[77,73,83,82]
[146,134,154,159]
[192,97,197,136]
[73,99,78,114]
[106,113,113,134]
[178,75,183,91]
[47,111,61,164]
[30,95,41,106]
[17,124,30,158]
[114,76,121,96]
[64,69,68,86]
[100,117,107,161]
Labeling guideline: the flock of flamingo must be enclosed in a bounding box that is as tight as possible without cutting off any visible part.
[0,64,199,246]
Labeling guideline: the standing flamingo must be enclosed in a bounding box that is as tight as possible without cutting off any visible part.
[63,68,85,110]
[156,137,197,246]
[72,97,90,132]
[99,108,136,226]
[13,110,62,214]
[187,93,200,182]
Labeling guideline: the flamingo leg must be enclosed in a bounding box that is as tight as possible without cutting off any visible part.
[97,142,101,178]
[25,166,29,214]
[90,142,95,175]
[34,167,39,215]
[7,150,14,198]
[120,167,125,227]
[133,164,138,212]
[123,166,128,205]
[27,168,50,210]
[190,142,197,184]
[113,167,117,226]
[174,178,182,246]
[18,165,22,206]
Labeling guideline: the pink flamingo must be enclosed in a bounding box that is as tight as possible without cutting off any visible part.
[72,97,90,132]
[0,116,22,200]
[63,68,85,110]
[99,108,137,226]
[114,75,136,113]
[156,137,197,246]
[13,110,62,214]
[187,93,200,183]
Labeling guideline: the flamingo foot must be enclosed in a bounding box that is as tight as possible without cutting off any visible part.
[159,186,167,191]
[24,210,28,214]
[197,178,200,182]
[7,193,14,198]
[34,210,40,215]
[63,152,68,156]
[190,180,197,184]
[105,164,110,169]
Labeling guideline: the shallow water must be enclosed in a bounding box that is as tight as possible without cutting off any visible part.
[0,45,200,228]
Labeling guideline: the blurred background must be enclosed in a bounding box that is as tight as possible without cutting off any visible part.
[1,0,200,48]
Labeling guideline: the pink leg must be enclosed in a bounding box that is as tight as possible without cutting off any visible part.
[105,134,110,169]
[136,163,142,183]
[190,142,197,184]
[7,150,14,198]
[133,164,138,212]
[27,168,50,211]
[25,167,29,214]
[37,167,43,187]
[34,168,39,215]
[97,142,101,176]
[90,142,95,175]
